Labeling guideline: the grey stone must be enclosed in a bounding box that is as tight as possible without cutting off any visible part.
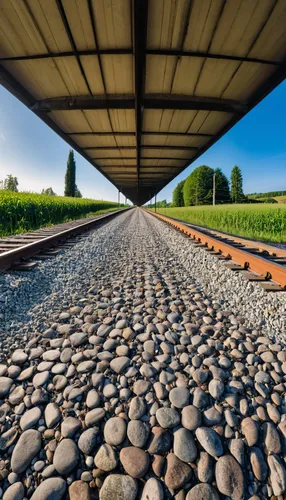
[53,438,79,475]
[70,332,88,347]
[3,482,24,500]
[208,379,224,399]
[215,455,244,500]
[156,407,180,428]
[94,444,118,471]
[268,454,286,496]
[186,484,219,500]
[0,427,18,451]
[11,429,41,474]
[181,405,202,431]
[78,428,100,455]
[128,396,146,420]
[61,417,81,438]
[45,403,61,428]
[148,426,171,454]
[104,417,127,446]
[11,351,28,365]
[20,407,41,431]
[110,356,130,374]
[169,387,190,408]
[250,447,268,481]
[263,422,281,454]
[241,417,259,446]
[30,478,66,500]
[197,451,214,483]
[0,377,13,397]
[85,408,105,427]
[174,427,197,462]
[141,478,164,500]
[195,427,223,457]
[127,420,150,448]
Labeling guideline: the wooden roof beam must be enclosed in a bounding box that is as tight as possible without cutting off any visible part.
[141,145,198,151]
[102,166,178,170]
[31,95,135,111]
[144,94,246,113]
[0,48,133,62]
[140,157,188,161]
[86,145,196,151]
[0,50,278,67]
[69,132,136,136]
[68,131,212,137]
[84,146,135,150]
[31,94,244,113]
[146,49,280,66]
[91,157,136,160]
[143,131,214,137]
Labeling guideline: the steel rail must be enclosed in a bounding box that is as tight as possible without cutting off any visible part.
[145,210,286,288]
[0,209,129,271]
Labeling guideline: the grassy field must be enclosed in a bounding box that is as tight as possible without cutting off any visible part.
[275,196,286,203]
[255,196,286,204]
[0,191,122,237]
[150,204,286,243]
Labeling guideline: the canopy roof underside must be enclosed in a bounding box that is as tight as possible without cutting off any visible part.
[0,0,285,205]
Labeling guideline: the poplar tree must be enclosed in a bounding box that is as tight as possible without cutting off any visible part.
[231,165,244,203]
[64,150,76,197]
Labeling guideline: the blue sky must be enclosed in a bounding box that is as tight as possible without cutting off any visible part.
[0,81,285,203]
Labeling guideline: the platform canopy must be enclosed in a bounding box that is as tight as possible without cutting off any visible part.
[0,0,285,205]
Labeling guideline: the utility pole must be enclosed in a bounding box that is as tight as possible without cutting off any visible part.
[213,171,216,206]
[118,190,120,209]
[155,194,157,213]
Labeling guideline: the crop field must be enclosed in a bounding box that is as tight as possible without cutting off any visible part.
[0,191,121,237]
[150,204,286,243]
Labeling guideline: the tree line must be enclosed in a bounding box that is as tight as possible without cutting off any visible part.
[248,190,286,199]
[172,165,245,207]
[0,150,82,198]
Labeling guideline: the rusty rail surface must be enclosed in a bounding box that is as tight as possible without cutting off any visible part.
[145,209,286,289]
[0,209,130,271]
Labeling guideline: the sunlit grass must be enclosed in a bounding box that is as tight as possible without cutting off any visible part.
[0,191,122,236]
[149,204,286,243]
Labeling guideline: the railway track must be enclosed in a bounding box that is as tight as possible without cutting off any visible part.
[146,209,286,291]
[0,209,129,272]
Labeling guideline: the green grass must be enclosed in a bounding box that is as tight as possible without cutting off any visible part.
[0,191,122,237]
[150,204,286,243]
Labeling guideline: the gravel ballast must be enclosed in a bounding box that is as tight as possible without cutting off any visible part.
[0,207,285,499]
